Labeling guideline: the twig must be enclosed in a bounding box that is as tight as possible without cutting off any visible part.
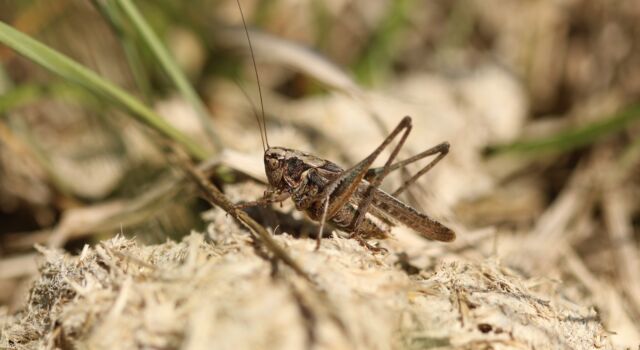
[172,149,312,282]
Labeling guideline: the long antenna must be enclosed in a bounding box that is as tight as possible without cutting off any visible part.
[235,78,266,152]
[236,0,269,149]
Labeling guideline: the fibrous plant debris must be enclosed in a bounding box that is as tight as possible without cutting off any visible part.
[1,1,638,349]
[0,208,612,350]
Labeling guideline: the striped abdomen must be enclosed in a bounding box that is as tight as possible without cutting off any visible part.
[370,188,455,242]
[305,202,388,240]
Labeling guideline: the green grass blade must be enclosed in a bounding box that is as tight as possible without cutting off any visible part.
[619,133,640,174]
[0,84,42,113]
[115,0,220,149]
[0,82,105,114]
[90,0,153,102]
[488,104,640,155]
[0,20,209,161]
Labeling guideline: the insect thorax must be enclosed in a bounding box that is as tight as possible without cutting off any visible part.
[264,147,342,192]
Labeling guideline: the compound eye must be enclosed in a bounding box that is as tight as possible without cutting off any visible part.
[267,158,279,169]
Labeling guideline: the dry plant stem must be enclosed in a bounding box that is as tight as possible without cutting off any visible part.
[0,253,38,279]
[602,185,640,318]
[2,175,182,251]
[214,27,360,94]
[47,201,131,248]
[1,230,50,252]
[174,151,311,282]
[34,159,233,249]
[563,247,640,345]
[515,160,596,271]
[44,176,183,248]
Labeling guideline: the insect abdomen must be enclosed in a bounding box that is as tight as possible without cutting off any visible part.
[372,190,455,242]
[326,204,388,240]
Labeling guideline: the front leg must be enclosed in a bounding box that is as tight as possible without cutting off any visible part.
[234,189,290,210]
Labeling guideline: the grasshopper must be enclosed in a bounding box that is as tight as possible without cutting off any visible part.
[233,0,455,250]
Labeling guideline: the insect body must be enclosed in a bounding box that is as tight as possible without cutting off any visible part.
[264,146,390,239]
[265,145,457,242]
[238,116,456,248]
[233,0,454,248]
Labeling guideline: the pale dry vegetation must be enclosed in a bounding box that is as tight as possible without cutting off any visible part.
[0,0,639,349]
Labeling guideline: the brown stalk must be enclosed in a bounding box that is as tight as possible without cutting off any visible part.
[172,148,311,282]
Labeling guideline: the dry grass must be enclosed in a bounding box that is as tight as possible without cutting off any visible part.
[0,211,612,349]
[1,0,639,349]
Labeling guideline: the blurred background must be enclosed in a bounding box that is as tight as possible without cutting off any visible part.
[0,0,638,347]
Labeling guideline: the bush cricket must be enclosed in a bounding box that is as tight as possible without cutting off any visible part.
[233,0,455,250]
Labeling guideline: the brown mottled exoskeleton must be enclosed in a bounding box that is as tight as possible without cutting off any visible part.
[236,117,455,249]
[233,1,455,250]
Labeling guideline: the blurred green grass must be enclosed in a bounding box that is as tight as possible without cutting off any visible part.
[0,19,210,161]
